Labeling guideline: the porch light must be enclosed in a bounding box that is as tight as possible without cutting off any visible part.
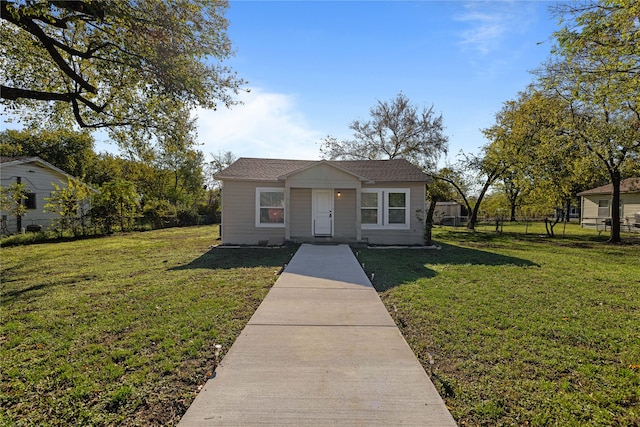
[337,191,342,197]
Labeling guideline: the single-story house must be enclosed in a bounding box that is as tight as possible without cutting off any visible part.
[214,158,432,245]
[577,177,640,231]
[0,156,94,234]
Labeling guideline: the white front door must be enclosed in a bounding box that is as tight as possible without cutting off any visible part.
[313,189,333,236]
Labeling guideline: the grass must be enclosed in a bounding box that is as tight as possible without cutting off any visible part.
[361,224,640,426]
[3,222,639,426]
[1,226,295,426]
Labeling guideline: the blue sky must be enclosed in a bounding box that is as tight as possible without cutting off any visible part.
[195,0,559,162]
[2,1,560,163]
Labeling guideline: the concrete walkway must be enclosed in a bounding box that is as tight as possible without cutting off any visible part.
[178,244,456,426]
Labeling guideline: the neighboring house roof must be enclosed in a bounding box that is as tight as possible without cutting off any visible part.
[215,158,432,183]
[1,156,33,164]
[0,156,98,193]
[577,178,640,196]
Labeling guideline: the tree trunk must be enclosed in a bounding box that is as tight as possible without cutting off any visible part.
[466,179,493,230]
[564,198,572,222]
[507,186,519,221]
[424,198,438,246]
[119,199,125,231]
[545,216,560,237]
[609,170,622,243]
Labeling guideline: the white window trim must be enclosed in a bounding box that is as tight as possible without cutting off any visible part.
[360,189,383,228]
[385,189,410,228]
[255,187,285,228]
[361,188,410,230]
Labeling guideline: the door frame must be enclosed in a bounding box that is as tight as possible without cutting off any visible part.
[312,189,334,236]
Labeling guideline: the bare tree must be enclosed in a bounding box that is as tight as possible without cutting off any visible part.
[319,92,448,171]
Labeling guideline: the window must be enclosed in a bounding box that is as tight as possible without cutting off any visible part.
[361,192,380,225]
[256,188,285,227]
[387,192,407,224]
[597,199,609,218]
[361,189,410,229]
[24,192,37,210]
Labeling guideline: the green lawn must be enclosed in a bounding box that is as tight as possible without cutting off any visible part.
[361,225,640,426]
[3,224,639,426]
[1,227,295,426]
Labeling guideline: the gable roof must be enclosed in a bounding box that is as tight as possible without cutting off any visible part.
[1,156,98,192]
[215,158,432,183]
[276,159,374,183]
[1,156,74,179]
[577,177,640,196]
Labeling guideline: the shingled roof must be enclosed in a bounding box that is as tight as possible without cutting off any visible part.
[214,158,432,183]
[577,178,640,196]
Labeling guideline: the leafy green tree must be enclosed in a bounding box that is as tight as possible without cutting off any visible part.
[1,0,245,150]
[482,89,607,235]
[140,198,174,229]
[499,172,530,222]
[85,153,128,187]
[479,192,510,220]
[44,178,92,236]
[0,128,96,177]
[154,146,205,209]
[319,92,448,171]
[0,181,27,234]
[537,0,640,243]
[480,90,549,225]
[91,179,138,233]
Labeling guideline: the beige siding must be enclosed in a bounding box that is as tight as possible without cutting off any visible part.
[361,182,426,245]
[622,193,640,220]
[581,197,600,225]
[0,162,82,233]
[220,180,286,245]
[289,188,357,241]
[286,163,360,188]
[581,193,640,230]
[290,188,311,238]
[220,177,429,245]
[334,189,357,240]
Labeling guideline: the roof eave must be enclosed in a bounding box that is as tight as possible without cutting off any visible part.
[2,156,99,193]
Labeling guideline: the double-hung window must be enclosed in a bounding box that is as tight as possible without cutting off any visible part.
[387,192,407,224]
[361,189,410,229]
[361,192,381,225]
[256,188,285,227]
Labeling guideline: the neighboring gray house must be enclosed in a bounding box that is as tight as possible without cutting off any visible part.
[0,156,93,234]
[215,158,432,245]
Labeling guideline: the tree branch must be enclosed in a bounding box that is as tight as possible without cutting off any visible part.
[1,1,97,94]
[1,85,74,102]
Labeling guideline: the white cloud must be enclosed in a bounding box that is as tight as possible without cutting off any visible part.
[455,2,535,55]
[456,11,507,54]
[194,88,323,161]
